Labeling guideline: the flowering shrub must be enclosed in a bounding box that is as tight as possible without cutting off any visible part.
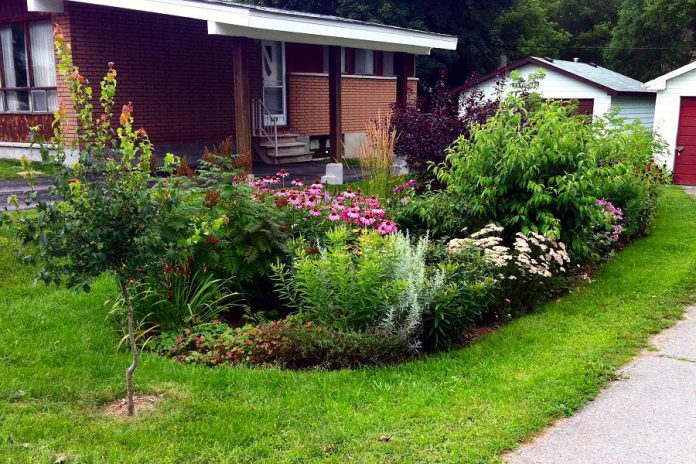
[158,318,412,369]
[447,224,571,311]
[272,227,442,345]
[447,225,570,279]
[435,77,664,261]
[249,173,398,240]
[597,199,624,241]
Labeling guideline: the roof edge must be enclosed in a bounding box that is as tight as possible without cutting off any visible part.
[455,56,655,96]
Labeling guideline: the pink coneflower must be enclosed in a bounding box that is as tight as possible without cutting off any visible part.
[371,208,385,217]
[308,188,322,196]
[250,179,265,187]
[275,188,288,197]
[309,208,322,217]
[305,195,317,208]
[277,169,289,179]
[377,220,397,235]
[312,180,323,190]
[333,201,345,211]
[288,194,302,206]
[360,213,377,226]
[343,189,356,199]
[346,209,361,220]
[291,179,304,187]
[328,210,340,221]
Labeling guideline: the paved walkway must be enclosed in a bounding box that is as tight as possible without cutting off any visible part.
[505,305,696,464]
[0,160,365,210]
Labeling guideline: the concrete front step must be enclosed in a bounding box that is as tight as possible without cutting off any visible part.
[258,152,314,164]
[253,134,312,164]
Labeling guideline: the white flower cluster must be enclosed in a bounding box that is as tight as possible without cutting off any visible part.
[446,224,571,280]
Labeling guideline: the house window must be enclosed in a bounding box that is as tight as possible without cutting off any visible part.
[0,20,57,113]
[354,49,374,75]
[382,51,394,76]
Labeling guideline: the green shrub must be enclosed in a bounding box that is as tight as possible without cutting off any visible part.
[422,241,501,350]
[433,81,664,261]
[272,227,442,343]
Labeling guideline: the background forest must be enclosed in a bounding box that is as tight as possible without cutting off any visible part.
[242,0,696,84]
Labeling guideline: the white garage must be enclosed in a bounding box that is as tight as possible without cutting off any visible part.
[643,62,696,184]
[457,56,656,128]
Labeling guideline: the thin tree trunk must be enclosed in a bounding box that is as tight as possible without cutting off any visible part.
[119,276,139,417]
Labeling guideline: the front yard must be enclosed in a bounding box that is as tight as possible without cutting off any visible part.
[2,186,695,463]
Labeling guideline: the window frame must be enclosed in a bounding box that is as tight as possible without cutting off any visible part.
[0,19,58,114]
[353,48,375,75]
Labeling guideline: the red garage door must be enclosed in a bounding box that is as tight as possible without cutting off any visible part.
[673,97,696,185]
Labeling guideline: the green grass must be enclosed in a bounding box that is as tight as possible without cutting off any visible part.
[2,187,696,463]
[0,158,49,180]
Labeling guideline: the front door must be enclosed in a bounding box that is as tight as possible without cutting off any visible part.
[261,40,286,126]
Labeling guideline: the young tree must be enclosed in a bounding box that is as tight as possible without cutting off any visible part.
[5,25,187,416]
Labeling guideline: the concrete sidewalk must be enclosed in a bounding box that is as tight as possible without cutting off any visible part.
[505,305,696,464]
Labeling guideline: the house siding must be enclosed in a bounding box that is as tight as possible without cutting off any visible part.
[59,2,247,149]
[0,0,418,160]
[610,96,656,129]
[461,63,613,118]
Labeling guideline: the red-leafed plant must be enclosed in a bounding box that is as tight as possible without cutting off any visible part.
[390,71,500,181]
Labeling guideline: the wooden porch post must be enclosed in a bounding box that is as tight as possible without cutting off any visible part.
[328,45,343,163]
[232,37,253,170]
[395,52,409,106]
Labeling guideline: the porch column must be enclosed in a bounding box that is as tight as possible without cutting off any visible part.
[232,37,252,169]
[328,45,343,163]
[395,52,409,106]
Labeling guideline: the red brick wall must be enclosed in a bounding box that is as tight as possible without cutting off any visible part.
[1,0,419,147]
[286,74,417,135]
[55,3,258,147]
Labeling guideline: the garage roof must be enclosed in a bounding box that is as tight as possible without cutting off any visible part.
[456,56,654,96]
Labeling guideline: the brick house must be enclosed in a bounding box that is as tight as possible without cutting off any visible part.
[0,0,457,166]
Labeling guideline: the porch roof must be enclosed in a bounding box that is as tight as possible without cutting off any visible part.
[28,0,458,55]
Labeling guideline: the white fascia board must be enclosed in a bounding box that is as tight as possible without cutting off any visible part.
[242,9,457,54]
[644,60,696,91]
[27,0,64,13]
[34,0,456,55]
[31,0,251,23]
[208,22,433,55]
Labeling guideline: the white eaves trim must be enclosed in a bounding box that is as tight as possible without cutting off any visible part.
[29,0,458,55]
[643,60,696,91]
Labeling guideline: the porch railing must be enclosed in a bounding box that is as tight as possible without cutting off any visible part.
[251,98,279,158]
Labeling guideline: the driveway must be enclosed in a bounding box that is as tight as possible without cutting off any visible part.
[505,305,696,464]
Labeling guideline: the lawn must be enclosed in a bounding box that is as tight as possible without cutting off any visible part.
[1,187,695,464]
[0,158,48,180]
